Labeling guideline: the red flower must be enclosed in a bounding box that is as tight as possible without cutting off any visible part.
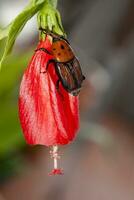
[19,37,79,146]
[19,37,79,175]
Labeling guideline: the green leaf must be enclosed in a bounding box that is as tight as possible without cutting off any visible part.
[0,24,12,41]
[0,0,46,70]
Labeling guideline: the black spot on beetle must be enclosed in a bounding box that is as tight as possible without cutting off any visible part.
[53,48,56,50]
[58,53,61,56]
[60,44,65,49]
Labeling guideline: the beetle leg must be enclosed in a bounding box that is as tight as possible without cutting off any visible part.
[56,79,60,90]
[40,59,55,73]
[39,27,47,33]
[35,47,54,73]
[56,79,64,100]
[59,36,70,44]
[35,48,52,55]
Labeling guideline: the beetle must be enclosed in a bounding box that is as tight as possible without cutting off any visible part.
[36,28,85,96]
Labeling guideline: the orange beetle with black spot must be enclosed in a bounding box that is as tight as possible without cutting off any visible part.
[37,28,85,96]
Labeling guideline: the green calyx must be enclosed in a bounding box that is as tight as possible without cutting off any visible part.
[37,1,66,39]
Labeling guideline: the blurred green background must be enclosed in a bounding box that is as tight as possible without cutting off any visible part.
[0,38,34,181]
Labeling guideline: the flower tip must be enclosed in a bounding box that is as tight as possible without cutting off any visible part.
[49,168,64,176]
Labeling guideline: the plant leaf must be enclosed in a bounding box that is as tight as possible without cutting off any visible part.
[0,0,45,70]
[0,24,12,41]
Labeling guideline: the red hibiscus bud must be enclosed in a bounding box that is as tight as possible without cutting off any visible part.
[19,36,79,175]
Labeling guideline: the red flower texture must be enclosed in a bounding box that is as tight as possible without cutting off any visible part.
[18,36,79,174]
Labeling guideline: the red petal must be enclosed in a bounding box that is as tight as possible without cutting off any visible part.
[19,37,79,146]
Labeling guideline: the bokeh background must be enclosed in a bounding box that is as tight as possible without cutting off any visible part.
[0,0,134,199]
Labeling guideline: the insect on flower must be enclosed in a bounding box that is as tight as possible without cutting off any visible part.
[19,36,80,175]
[37,28,85,96]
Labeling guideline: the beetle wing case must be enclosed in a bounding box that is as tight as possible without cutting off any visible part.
[56,57,85,96]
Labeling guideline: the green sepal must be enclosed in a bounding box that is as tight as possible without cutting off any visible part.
[37,1,66,39]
